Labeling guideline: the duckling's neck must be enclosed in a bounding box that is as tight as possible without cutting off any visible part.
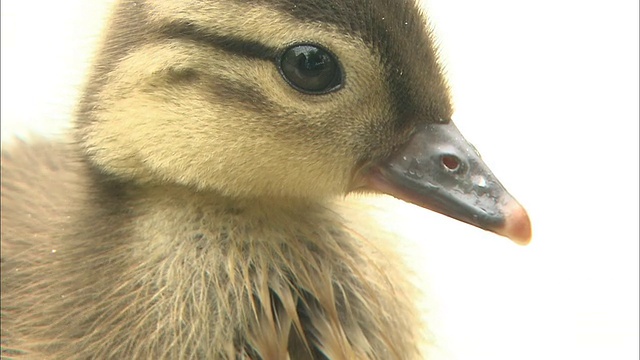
[95,178,349,279]
[129,183,338,248]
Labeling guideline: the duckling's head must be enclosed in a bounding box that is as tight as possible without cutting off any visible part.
[77,0,531,243]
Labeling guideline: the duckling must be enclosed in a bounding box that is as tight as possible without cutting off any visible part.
[1,0,532,358]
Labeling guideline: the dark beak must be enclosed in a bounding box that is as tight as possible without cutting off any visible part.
[366,122,532,245]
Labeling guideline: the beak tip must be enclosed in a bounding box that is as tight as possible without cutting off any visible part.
[499,201,532,246]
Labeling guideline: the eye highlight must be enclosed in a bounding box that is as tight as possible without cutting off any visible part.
[278,44,343,94]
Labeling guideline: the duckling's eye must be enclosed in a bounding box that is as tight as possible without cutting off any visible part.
[278,44,342,94]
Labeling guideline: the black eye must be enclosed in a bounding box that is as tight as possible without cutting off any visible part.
[278,44,343,94]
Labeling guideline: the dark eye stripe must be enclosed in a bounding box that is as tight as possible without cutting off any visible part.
[160,22,281,60]
[207,74,276,113]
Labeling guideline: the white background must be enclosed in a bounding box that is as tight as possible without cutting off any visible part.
[1,0,638,359]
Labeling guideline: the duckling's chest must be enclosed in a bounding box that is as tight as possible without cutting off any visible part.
[112,195,421,358]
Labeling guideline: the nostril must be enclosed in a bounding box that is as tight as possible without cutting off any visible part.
[441,155,460,171]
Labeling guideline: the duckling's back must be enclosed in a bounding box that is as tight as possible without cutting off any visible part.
[1,139,80,357]
[1,139,78,255]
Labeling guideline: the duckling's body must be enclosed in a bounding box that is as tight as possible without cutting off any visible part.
[2,0,530,358]
[2,139,420,358]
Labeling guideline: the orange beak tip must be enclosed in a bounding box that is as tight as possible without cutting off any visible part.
[498,202,532,245]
